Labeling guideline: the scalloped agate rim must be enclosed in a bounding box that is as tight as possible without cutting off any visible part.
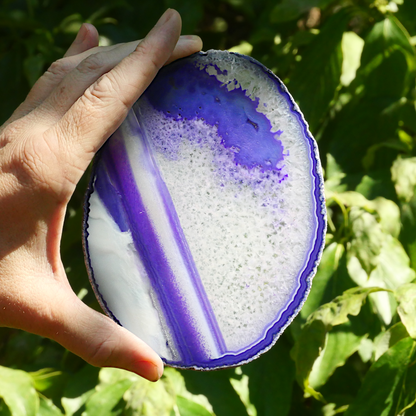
[83,50,326,370]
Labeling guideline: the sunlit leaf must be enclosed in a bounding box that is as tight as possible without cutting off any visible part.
[291,287,385,398]
[395,283,416,339]
[37,396,64,416]
[341,32,364,86]
[176,396,213,416]
[348,207,385,274]
[83,379,133,416]
[345,337,416,416]
[123,377,175,416]
[163,369,213,414]
[309,325,366,389]
[0,366,39,416]
[392,156,416,203]
[374,322,410,361]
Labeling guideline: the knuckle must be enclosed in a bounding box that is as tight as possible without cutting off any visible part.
[46,58,73,78]
[76,52,106,75]
[84,74,129,110]
[0,122,20,148]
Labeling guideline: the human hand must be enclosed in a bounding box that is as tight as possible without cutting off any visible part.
[0,9,202,381]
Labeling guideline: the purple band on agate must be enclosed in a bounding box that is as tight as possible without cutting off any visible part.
[91,118,226,364]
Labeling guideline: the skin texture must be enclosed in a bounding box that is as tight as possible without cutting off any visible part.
[0,9,202,382]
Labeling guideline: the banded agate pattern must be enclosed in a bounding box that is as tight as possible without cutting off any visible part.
[83,50,326,369]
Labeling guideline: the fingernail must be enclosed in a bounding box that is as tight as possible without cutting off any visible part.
[154,9,174,29]
[136,360,163,382]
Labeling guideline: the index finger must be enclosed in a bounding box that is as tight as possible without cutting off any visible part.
[50,9,182,178]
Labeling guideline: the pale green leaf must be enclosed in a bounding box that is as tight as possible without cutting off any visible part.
[341,32,364,86]
[348,207,385,274]
[37,396,64,416]
[228,41,253,55]
[162,369,213,413]
[291,287,384,397]
[0,366,39,416]
[368,236,416,291]
[325,153,348,195]
[349,235,414,325]
[29,369,64,394]
[392,156,416,202]
[97,368,140,387]
[175,396,213,416]
[83,378,133,416]
[374,322,410,361]
[345,337,416,416]
[395,283,416,339]
[123,377,176,416]
[309,326,366,389]
[329,191,401,237]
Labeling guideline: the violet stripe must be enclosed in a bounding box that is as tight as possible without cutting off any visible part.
[95,113,226,364]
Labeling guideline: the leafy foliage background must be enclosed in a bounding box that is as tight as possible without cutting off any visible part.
[1,0,416,415]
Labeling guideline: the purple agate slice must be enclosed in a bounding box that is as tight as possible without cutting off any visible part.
[83,50,326,369]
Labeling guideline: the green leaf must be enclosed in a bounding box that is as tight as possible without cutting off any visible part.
[395,283,416,339]
[374,322,410,361]
[324,154,347,194]
[84,379,133,416]
[348,207,385,274]
[341,32,364,86]
[37,396,64,416]
[360,15,415,69]
[301,243,346,318]
[180,369,249,416]
[291,287,384,398]
[392,156,416,203]
[176,396,213,416]
[0,366,39,416]
[368,236,415,291]
[345,337,416,416]
[61,365,100,416]
[288,10,350,131]
[329,191,401,237]
[243,338,295,416]
[162,369,213,414]
[123,378,176,416]
[309,325,366,389]
[29,369,67,402]
[348,234,414,324]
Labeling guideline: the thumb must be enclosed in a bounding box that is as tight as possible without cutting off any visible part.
[49,291,164,381]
